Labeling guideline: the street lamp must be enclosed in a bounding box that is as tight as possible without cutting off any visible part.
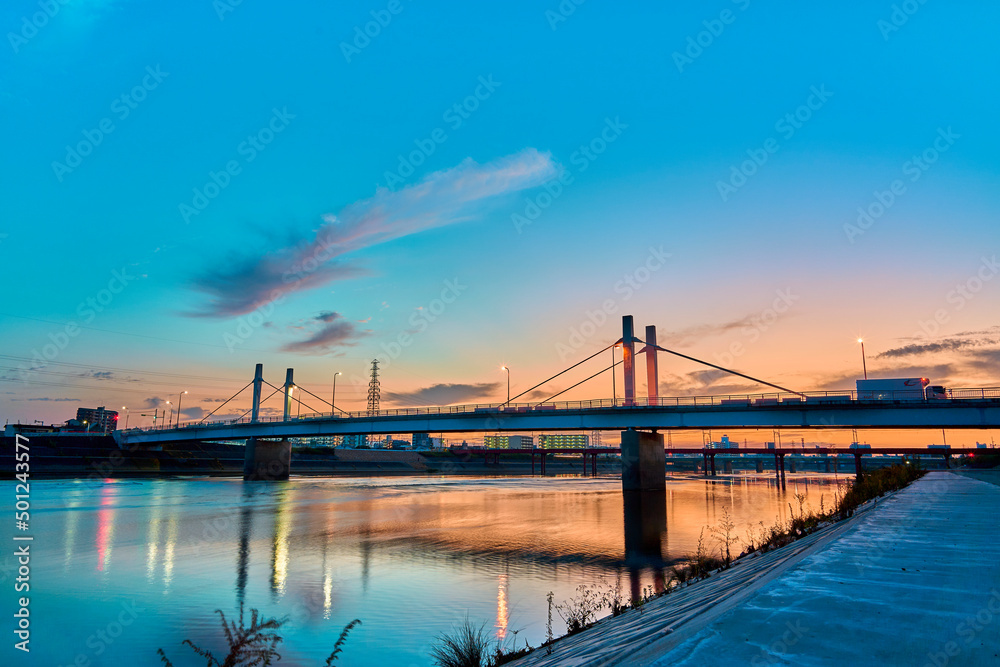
[332,372,341,416]
[165,401,173,427]
[83,420,91,433]
[122,406,129,429]
[501,366,510,406]
[858,338,867,380]
[175,390,188,428]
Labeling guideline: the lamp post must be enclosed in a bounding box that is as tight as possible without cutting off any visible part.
[122,406,129,429]
[332,372,341,416]
[858,338,867,380]
[175,390,188,427]
[165,401,172,427]
[83,420,91,433]
[501,366,510,406]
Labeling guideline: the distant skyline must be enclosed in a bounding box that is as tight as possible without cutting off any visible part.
[2,1,999,446]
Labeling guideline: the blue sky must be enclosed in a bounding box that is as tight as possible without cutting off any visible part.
[2,0,999,430]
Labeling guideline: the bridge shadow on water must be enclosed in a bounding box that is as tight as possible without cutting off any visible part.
[623,489,668,602]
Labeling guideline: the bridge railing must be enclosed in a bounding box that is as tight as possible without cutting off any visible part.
[119,386,1000,434]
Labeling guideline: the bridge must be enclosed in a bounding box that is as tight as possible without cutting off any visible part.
[112,316,1000,482]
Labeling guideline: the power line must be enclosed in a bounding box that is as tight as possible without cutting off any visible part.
[0,313,272,353]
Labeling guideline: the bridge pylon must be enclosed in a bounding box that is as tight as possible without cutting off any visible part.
[251,363,263,423]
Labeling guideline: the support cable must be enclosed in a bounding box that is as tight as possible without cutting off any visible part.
[234,386,283,422]
[261,379,321,416]
[508,342,617,404]
[650,344,804,396]
[198,381,253,423]
[537,359,623,404]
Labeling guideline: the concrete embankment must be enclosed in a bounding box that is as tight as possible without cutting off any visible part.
[511,471,1000,666]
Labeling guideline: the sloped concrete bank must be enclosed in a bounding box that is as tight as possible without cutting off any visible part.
[511,471,1000,666]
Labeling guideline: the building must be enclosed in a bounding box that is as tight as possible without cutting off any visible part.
[484,435,534,449]
[412,432,433,449]
[537,433,590,449]
[75,406,119,433]
[341,434,368,448]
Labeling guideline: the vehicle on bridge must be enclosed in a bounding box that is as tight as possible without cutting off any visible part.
[856,378,948,401]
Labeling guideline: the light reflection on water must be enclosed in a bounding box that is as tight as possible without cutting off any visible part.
[6,473,843,666]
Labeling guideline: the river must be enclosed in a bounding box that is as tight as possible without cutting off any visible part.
[4,472,845,666]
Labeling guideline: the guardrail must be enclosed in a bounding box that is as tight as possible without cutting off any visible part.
[118,386,1000,434]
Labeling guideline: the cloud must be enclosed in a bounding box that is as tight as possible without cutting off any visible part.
[281,312,371,354]
[24,397,78,402]
[877,337,998,359]
[188,149,558,318]
[142,397,165,409]
[181,407,206,420]
[383,382,501,406]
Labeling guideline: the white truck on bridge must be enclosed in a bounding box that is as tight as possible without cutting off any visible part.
[856,378,948,401]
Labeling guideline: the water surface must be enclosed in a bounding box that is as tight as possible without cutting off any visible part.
[4,473,843,666]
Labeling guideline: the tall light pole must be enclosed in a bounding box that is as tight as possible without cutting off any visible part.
[501,366,510,406]
[122,406,129,429]
[858,338,868,380]
[165,401,172,427]
[332,372,341,416]
[175,390,188,428]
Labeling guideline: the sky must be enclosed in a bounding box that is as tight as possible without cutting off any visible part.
[2,1,999,445]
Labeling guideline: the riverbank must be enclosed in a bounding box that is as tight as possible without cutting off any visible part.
[0,436,621,478]
[510,470,1000,666]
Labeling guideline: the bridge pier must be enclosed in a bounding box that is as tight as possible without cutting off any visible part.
[789,458,797,473]
[710,453,717,477]
[621,429,665,492]
[854,452,864,479]
[702,452,709,477]
[724,460,733,474]
[243,437,291,481]
[756,459,764,473]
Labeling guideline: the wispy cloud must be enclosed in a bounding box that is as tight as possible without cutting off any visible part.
[189,149,558,318]
[877,337,999,359]
[383,382,501,406]
[23,397,78,402]
[282,312,371,354]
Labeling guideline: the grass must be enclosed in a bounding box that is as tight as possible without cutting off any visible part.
[157,604,360,666]
[430,617,533,667]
